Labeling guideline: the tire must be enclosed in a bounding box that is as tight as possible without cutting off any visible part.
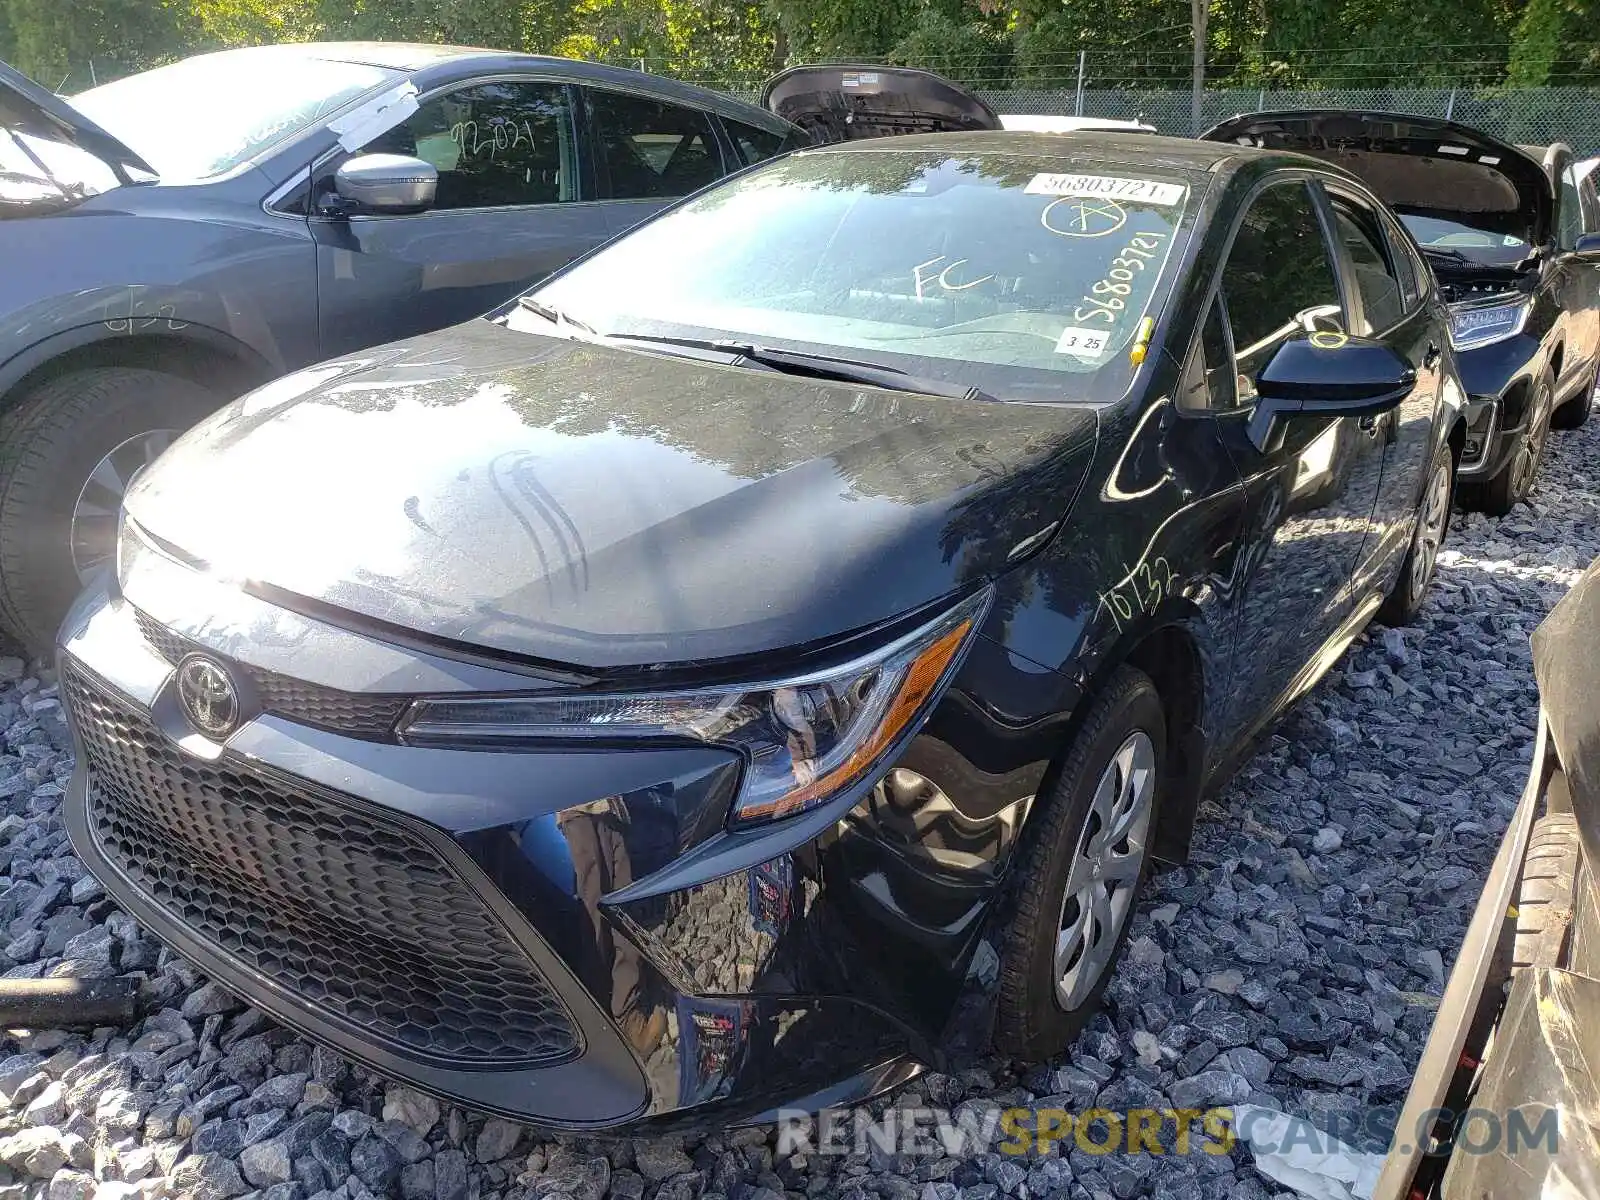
[994,666,1166,1061]
[1466,370,1554,517]
[0,368,219,655]
[1550,361,1596,431]
[1377,443,1453,627]
[1513,812,1580,969]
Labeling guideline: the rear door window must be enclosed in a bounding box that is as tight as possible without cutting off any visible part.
[587,90,725,200]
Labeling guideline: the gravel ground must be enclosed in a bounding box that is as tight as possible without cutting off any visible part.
[0,416,1597,1200]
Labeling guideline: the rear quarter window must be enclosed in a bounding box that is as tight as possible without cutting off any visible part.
[724,119,793,166]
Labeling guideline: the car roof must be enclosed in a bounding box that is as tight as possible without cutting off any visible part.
[162,43,793,133]
[806,129,1285,174]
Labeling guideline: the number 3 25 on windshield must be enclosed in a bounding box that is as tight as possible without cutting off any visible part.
[1074,231,1166,326]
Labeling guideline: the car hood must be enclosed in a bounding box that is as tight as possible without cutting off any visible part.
[1203,110,1553,248]
[124,322,1098,673]
[0,58,154,179]
[762,65,1002,144]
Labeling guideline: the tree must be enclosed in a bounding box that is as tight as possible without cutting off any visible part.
[1,0,188,86]
[1507,0,1600,87]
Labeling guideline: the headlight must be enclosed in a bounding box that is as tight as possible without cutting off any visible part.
[1448,297,1531,351]
[401,589,991,826]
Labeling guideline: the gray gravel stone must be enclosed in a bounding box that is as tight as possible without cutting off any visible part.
[241,1138,294,1188]
[433,1147,468,1200]
[169,1152,249,1199]
[349,1133,401,1192]
[475,1116,522,1163]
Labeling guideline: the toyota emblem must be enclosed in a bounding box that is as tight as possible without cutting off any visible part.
[176,655,240,740]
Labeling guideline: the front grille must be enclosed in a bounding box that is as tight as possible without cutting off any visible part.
[134,610,409,739]
[65,662,580,1067]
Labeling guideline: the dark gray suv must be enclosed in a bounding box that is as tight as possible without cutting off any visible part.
[0,42,803,653]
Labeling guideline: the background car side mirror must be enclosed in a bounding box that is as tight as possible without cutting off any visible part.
[1573,232,1600,262]
[331,154,437,215]
[1246,334,1416,451]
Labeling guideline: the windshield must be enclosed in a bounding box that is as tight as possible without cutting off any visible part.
[69,54,398,180]
[1400,213,1530,267]
[513,148,1197,403]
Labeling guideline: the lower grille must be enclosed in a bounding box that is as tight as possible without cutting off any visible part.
[64,662,579,1067]
[133,609,409,740]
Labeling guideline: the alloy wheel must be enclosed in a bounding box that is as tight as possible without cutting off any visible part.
[70,429,179,583]
[1409,457,1451,603]
[1055,730,1155,1010]
[1511,387,1552,502]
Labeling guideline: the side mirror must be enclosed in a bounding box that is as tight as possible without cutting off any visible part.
[1573,232,1600,262]
[1246,334,1416,452]
[331,154,437,215]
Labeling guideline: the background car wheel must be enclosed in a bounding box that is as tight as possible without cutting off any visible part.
[1513,811,1580,969]
[994,665,1165,1061]
[1468,370,1554,517]
[0,368,219,655]
[1550,363,1596,430]
[1378,443,1453,627]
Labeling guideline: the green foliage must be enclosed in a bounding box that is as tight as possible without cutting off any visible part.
[2,0,188,87]
[1506,0,1599,87]
[0,0,1588,99]
[887,7,1012,88]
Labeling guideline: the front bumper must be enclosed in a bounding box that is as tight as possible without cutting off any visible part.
[1457,396,1513,481]
[58,567,1035,1130]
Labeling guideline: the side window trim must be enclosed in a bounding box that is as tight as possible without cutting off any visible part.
[1322,180,1418,332]
[305,73,590,216]
[1306,179,1368,336]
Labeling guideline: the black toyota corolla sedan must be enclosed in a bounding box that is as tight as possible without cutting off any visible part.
[61,131,1467,1131]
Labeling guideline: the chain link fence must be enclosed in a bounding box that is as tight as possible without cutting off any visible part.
[972,88,1600,155]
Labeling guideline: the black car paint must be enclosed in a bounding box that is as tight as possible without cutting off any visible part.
[1202,110,1600,481]
[60,133,1464,1130]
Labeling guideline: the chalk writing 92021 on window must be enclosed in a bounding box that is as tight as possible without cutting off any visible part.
[1095,557,1175,632]
[451,118,540,160]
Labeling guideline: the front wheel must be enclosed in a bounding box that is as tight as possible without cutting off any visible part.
[1377,443,1452,626]
[0,368,219,654]
[1464,371,1553,516]
[993,666,1165,1061]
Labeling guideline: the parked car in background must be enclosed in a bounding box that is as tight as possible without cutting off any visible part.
[1374,553,1600,1199]
[1000,114,1158,134]
[63,126,1466,1129]
[1206,111,1600,514]
[0,43,805,654]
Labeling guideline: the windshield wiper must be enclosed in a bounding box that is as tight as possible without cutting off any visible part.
[605,334,1001,403]
[516,297,600,337]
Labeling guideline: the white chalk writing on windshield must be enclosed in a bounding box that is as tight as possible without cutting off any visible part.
[911,256,995,301]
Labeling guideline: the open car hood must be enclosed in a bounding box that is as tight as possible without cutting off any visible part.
[1202,110,1553,249]
[762,65,1002,144]
[0,57,154,180]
